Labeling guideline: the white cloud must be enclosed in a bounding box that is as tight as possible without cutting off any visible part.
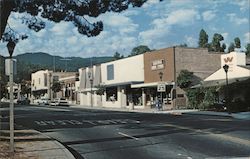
[50,22,73,35]
[169,0,195,7]
[142,0,160,8]
[185,35,197,47]
[227,13,249,25]
[99,13,138,34]
[67,36,78,45]
[244,32,250,43]
[139,8,200,48]
[139,27,170,48]
[221,32,229,41]
[33,29,47,37]
[232,0,250,11]
[202,10,216,21]
[122,10,139,16]
[165,9,200,25]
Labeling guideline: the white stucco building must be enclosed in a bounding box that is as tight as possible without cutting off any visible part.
[31,70,77,102]
[78,54,144,108]
[204,52,250,84]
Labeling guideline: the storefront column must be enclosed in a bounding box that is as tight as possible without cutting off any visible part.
[102,91,107,107]
[142,88,146,108]
[121,87,126,108]
[87,91,91,106]
[118,86,126,108]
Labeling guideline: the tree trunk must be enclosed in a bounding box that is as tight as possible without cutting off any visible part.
[0,0,15,40]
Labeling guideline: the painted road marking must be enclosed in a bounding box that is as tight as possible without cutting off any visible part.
[118,132,139,140]
[34,107,71,112]
[34,119,141,126]
[164,123,250,147]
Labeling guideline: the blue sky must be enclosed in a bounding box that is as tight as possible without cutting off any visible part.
[0,0,249,58]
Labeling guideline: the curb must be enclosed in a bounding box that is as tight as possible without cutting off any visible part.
[0,129,75,159]
[182,111,233,118]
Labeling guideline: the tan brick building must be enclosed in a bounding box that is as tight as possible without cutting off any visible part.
[132,47,222,109]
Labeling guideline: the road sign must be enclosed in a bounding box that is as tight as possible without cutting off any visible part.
[157,83,166,92]
[5,59,17,75]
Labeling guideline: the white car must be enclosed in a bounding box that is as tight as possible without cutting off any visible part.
[50,98,69,107]
[37,98,50,105]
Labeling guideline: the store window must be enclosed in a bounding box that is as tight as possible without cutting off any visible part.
[44,74,47,86]
[107,64,114,80]
[106,87,117,101]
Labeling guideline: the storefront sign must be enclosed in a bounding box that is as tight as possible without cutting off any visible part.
[151,59,165,70]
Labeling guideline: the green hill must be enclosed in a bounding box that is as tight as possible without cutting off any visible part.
[0,52,113,82]
[14,52,114,72]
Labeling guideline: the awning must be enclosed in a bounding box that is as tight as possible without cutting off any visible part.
[191,76,250,88]
[105,81,143,87]
[131,82,175,88]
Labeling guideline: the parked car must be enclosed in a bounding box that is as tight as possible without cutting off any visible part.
[17,98,30,105]
[50,98,69,107]
[37,97,50,105]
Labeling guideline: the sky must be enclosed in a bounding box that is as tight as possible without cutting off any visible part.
[0,0,249,58]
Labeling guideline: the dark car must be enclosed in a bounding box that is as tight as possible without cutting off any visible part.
[17,98,30,105]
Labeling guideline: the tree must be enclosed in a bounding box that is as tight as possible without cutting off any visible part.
[201,87,216,110]
[178,43,188,47]
[246,43,250,56]
[228,42,235,53]
[234,37,241,48]
[177,70,194,89]
[220,43,226,52]
[198,29,208,48]
[130,45,151,56]
[113,52,123,60]
[1,0,149,42]
[211,33,224,52]
[95,84,106,96]
[51,82,62,93]
[20,80,31,96]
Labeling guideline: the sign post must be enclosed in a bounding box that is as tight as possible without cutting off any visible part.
[157,82,165,110]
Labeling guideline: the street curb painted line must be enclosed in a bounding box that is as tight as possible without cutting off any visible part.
[118,132,139,140]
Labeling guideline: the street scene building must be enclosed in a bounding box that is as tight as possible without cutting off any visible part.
[77,46,224,109]
[29,47,250,111]
[31,70,77,103]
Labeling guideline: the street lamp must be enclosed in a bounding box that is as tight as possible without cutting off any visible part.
[223,64,229,113]
[88,71,93,107]
[7,40,16,153]
[159,72,163,81]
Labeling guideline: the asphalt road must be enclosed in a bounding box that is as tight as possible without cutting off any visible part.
[1,104,250,159]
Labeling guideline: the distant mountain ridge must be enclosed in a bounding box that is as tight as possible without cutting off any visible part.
[0,52,113,82]
[14,52,114,72]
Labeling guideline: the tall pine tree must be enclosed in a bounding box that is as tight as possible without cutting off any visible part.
[198,29,208,48]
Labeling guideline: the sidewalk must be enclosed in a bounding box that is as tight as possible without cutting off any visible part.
[70,104,199,114]
[71,105,250,120]
[0,128,75,159]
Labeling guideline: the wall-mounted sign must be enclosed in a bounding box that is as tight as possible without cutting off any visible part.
[151,59,165,70]
[222,56,234,72]
[224,57,233,63]
[157,82,166,92]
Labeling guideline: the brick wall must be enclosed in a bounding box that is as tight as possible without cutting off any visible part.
[175,47,222,80]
